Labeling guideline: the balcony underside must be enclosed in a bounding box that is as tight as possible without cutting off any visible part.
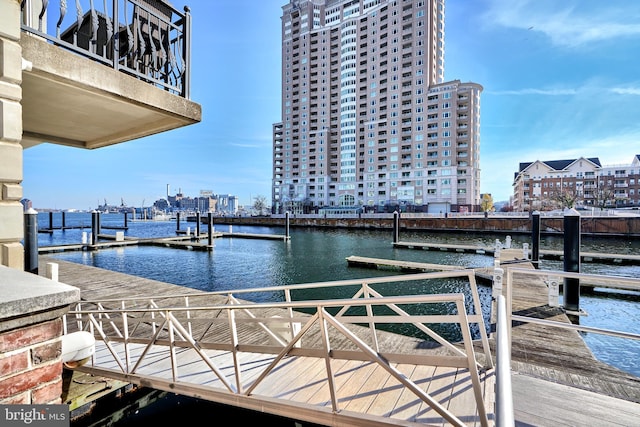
[20,34,201,150]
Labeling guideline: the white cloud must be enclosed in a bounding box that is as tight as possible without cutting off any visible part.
[489,88,577,96]
[610,87,640,96]
[491,84,640,97]
[484,0,640,48]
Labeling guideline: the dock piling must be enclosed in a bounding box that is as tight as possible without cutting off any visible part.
[285,211,290,239]
[91,211,99,246]
[24,208,39,274]
[531,211,540,268]
[207,212,213,247]
[563,209,581,311]
[393,211,400,243]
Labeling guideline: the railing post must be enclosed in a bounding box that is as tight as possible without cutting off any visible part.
[492,267,504,298]
[112,0,119,71]
[182,6,191,99]
[531,210,540,268]
[563,208,581,312]
[495,295,515,427]
[24,208,39,274]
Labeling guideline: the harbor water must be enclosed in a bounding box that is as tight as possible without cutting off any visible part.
[35,212,640,420]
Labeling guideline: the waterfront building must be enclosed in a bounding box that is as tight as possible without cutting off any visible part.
[272,0,483,215]
[165,191,238,214]
[512,154,640,211]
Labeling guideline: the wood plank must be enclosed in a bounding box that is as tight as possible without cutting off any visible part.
[277,357,346,405]
[289,359,353,407]
[341,362,399,414]
[446,369,482,426]
[366,364,415,418]
[252,355,327,401]
[410,365,457,424]
[387,364,425,421]
[305,359,370,408]
[512,372,640,427]
[332,361,379,409]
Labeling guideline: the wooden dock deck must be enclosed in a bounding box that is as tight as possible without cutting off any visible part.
[41,254,640,426]
[346,250,640,401]
[38,231,289,254]
[393,241,640,265]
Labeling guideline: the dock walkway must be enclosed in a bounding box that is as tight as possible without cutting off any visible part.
[393,241,640,265]
[347,250,640,403]
[41,254,640,426]
[38,231,289,254]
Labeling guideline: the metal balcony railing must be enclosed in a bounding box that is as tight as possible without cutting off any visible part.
[20,0,191,98]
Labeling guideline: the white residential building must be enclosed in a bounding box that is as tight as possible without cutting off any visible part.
[272,0,482,214]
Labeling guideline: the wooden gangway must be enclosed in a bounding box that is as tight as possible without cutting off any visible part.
[45,254,640,426]
[63,269,495,427]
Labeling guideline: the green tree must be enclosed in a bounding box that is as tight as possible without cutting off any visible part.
[480,194,494,212]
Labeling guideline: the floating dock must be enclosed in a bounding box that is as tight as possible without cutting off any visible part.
[393,241,640,265]
[38,231,289,254]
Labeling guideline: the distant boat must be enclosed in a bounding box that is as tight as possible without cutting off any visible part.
[151,209,172,221]
[129,208,172,221]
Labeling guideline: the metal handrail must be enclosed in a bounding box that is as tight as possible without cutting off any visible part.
[71,269,494,369]
[503,267,640,351]
[495,294,515,427]
[67,292,492,427]
[20,0,191,98]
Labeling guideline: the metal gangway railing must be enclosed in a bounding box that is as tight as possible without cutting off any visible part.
[502,268,640,351]
[65,270,496,427]
[21,0,192,97]
[492,267,640,427]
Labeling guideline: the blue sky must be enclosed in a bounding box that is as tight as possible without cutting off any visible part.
[22,0,640,210]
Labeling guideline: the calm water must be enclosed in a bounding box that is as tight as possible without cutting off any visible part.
[36,213,640,385]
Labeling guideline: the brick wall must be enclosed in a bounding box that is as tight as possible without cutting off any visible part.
[0,318,64,404]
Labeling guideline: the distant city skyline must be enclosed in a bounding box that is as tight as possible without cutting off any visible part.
[22,0,640,210]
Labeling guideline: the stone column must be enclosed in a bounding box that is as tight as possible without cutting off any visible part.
[0,0,25,269]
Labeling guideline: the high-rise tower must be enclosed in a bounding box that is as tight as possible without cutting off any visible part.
[272,0,481,214]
